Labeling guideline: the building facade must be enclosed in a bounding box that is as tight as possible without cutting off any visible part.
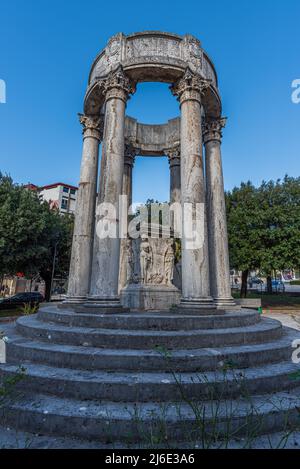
[26,182,78,214]
[38,183,78,214]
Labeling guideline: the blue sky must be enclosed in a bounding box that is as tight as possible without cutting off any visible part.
[0,0,299,203]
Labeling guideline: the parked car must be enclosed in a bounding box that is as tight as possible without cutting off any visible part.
[0,292,44,310]
[270,280,285,292]
[248,277,264,287]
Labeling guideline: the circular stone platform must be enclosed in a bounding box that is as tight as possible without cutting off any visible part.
[1,305,300,447]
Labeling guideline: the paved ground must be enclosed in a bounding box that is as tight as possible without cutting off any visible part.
[263,309,300,330]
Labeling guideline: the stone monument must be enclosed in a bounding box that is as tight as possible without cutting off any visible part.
[65,30,236,313]
[1,32,300,447]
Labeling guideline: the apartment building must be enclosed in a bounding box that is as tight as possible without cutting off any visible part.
[26,182,78,214]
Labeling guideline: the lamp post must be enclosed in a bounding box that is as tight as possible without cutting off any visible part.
[50,240,59,301]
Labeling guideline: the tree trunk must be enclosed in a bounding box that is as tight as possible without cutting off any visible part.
[240,269,249,298]
[40,270,52,302]
[0,275,3,295]
[266,274,273,294]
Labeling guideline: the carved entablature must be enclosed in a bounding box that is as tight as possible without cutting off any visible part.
[85,32,220,117]
[202,117,227,144]
[91,33,124,79]
[78,113,104,141]
[183,35,203,73]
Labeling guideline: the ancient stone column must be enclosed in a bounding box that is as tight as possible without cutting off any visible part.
[66,114,103,303]
[165,145,181,204]
[203,117,235,309]
[119,142,137,292]
[123,142,137,209]
[171,68,215,312]
[87,66,135,310]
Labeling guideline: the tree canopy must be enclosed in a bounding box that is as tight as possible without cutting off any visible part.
[0,173,74,299]
[226,176,300,294]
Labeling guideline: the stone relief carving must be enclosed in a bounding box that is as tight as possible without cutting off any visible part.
[93,33,123,78]
[86,32,220,117]
[184,35,203,72]
[140,235,152,284]
[126,36,181,61]
[124,235,176,287]
[164,239,175,286]
[125,239,134,284]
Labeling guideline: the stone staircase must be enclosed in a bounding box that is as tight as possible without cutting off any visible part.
[1,305,300,446]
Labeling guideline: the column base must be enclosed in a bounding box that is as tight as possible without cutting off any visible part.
[173,297,218,315]
[214,297,241,310]
[62,296,87,305]
[82,296,129,314]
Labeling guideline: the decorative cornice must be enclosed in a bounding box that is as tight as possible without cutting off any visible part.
[102,65,136,103]
[170,67,211,105]
[203,117,227,144]
[78,113,104,141]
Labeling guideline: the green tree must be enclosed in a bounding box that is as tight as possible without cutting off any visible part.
[256,176,300,292]
[226,182,262,297]
[38,210,74,301]
[0,173,74,300]
[226,176,300,296]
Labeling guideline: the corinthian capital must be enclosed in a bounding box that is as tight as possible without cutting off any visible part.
[78,113,104,140]
[124,142,139,166]
[202,117,227,144]
[103,65,136,103]
[164,145,181,167]
[170,68,211,105]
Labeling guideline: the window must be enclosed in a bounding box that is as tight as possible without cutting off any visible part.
[61,198,68,210]
[70,188,76,195]
[63,187,69,193]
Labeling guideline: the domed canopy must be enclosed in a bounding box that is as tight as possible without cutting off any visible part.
[84,31,221,118]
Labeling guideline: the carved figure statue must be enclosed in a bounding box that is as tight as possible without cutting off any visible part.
[164,239,175,285]
[125,239,134,284]
[140,235,152,284]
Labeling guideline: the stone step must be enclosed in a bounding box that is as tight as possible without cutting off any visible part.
[15,316,283,349]
[1,423,300,449]
[39,306,260,330]
[1,360,299,402]
[2,388,300,442]
[5,327,298,372]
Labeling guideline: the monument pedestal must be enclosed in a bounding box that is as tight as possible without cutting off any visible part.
[121,284,180,311]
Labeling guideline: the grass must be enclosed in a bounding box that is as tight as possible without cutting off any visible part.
[0,309,22,319]
[232,291,300,310]
[0,303,39,319]
[113,349,300,449]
